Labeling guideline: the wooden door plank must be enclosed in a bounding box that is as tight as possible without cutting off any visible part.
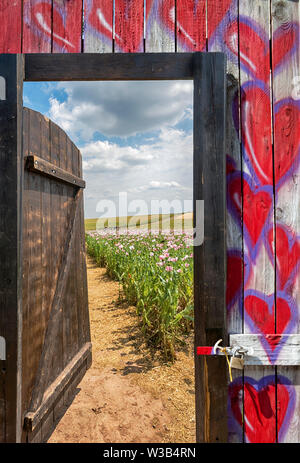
[77,147,91,347]
[271,0,300,443]
[49,120,65,384]
[28,190,82,411]
[84,0,113,53]
[23,0,52,53]
[176,0,206,52]
[0,54,24,443]
[0,0,22,53]
[207,0,243,442]
[145,0,175,52]
[114,0,144,52]
[23,110,44,439]
[239,0,276,443]
[193,52,227,443]
[52,0,83,53]
[21,108,31,443]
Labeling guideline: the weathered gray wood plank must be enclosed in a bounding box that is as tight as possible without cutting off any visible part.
[193,52,227,443]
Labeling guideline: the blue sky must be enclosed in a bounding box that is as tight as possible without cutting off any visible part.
[24,81,193,218]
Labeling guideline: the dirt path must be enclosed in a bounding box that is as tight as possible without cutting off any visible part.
[48,257,195,443]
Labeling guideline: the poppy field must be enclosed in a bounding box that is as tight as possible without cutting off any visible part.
[86,230,194,359]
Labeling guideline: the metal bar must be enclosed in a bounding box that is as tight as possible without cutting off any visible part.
[26,155,86,189]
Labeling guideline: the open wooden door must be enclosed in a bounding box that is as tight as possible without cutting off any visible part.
[21,107,91,443]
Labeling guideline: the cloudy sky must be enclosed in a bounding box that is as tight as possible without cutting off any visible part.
[23,80,193,218]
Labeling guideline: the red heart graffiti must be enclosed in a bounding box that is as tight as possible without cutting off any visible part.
[245,294,291,347]
[225,19,298,83]
[88,0,151,52]
[228,174,272,248]
[267,225,300,291]
[241,87,300,187]
[240,84,273,185]
[230,377,290,443]
[31,1,80,52]
[274,101,300,187]
[161,0,232,51]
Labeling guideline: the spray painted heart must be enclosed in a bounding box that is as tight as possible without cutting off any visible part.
[87,0,152,52]
[28,0,80,52]
[154,0,232,51]
[229,375,295,443]
[227,172,273,259]
[266,224,300,291]
[239,83,273,186]
[224,17,299,82]
[273,99,300,188]
[236,85,299,188]
[244,289,297,362]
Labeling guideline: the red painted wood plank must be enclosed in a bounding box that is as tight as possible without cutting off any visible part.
[84,0,113,53]
[23,0,52,53]
[52,0,83,53]
[206,0,232,49]
[114,0,144,52]
[271,0,300,443]
[176,0,206,52]
[0,0,22,53]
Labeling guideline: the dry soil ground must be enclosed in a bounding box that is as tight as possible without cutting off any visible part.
[48,256,196,443]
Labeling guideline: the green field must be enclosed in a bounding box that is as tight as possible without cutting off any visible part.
[85,212,193,232]
[86,229,194,359]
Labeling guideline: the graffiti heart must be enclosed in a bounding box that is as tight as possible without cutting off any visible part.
[227,171,273,260]
[244,289,298,363]
[267,224,300,292]
[229,375,296,443]
[25,0,80,52]
[224,17,299,83]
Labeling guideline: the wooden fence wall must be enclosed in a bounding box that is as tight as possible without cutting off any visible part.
[0,0,299,443]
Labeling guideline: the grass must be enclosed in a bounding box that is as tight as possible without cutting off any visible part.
[85,212,193,232]
[86,228,194,360]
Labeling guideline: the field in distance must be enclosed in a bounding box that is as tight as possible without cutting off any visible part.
[85,212,193,232]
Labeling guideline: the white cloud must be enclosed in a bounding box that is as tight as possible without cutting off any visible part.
[48,81,193,141]
[81,127,193,218]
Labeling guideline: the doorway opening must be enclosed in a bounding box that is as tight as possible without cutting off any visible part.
[1,53,226,443]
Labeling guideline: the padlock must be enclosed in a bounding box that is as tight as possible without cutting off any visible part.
[230,355,244,370]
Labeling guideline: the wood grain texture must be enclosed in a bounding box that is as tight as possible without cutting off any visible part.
[23,0,52,53]
[84,0,113,53]
[193,52,227,443]
[0,0,22,53]
[20,108,90,439]
[176,0,206,52]
[0,55,24,443]
[208,0,242,442]
[145,0,175,52]
[26,155,86,188]
[52,0,83,53]
[24,53,195,80]
[115,0,144,52]
[239,0,276,443]
[28,190,82,411]
[24,342,91,432]
[230,334,300,365]
[271,0,300,443]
